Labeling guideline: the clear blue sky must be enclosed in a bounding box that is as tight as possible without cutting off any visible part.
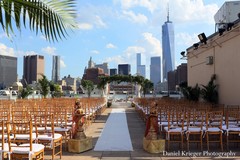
[0,0,228,80]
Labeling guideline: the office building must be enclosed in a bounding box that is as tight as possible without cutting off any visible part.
[0,55,17,89]
[62,75,77,94]
[52,55,60,83]
[87,57,109,75]
[95,62,109,75]
[176,63,187,85]
[82,68,107,85]
[150,57,161,88]
[162,11,175,81]
[167,70,176,91]
[167,63,187,92]
[118,64,131,75]
[23,55,44,85]
[136,53,146,78]
[110,68,117,76]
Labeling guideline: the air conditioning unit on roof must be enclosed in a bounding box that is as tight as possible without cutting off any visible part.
[214,1,240,24]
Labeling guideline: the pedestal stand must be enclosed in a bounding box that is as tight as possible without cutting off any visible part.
[143,137,165,153]
[68,104,93,153]
[68,137,93,153]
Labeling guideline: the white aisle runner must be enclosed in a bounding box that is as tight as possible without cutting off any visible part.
[94,108,133,151]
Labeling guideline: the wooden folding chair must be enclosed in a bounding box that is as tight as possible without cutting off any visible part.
[185,110,204,151]
[0,121,9,160]
[35,114,62,160]
[164,109,185,151]
[205,111,223,151]
[53,107,72,151]
[225,111,240,150]
[7,120,44,160]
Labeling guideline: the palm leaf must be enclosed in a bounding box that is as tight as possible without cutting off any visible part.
[0,0,77,42]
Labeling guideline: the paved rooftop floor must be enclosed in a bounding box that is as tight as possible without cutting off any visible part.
[45,102,240,160]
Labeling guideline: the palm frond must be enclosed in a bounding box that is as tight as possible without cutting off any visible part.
[0,0,77,42]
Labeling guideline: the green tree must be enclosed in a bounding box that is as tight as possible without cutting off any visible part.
[201,74,218,104]
[142,79,153,97]
[180,82,201,102]
[38,74,50,98]
[0,0,77,42]
[81,80,94,98]
[49,81,62,98]
[18,85,33,99]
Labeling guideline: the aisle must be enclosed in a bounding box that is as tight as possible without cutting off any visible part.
[94,108,133,151]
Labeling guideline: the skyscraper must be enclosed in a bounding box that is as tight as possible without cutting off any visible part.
[137,53,141,67]
[136,53,146,78]
[0,55,17,89]
[52,55,60,83]
[150,57,161,88]
[110,68,117,76]
[23,55,44,85]
[118,64,131,75]
[162,10,175,81]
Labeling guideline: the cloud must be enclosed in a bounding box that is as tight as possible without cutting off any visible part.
[105,46,145,65]
[106,43,117,49]
[141,32,162,56]
[122,10,148,24]
[77,16,106,30]
[77,4,110,30]
[176,32,199,46]
[91,50,100,54]
[40,35,46,40]
[114,0,158,13]
[0,43,15,57]
[115,0,218,25]
[0,44,40,57]
[41,46,56,55]
[78,23,93,30]
[95,15,107,28]
[104,32,161,77]
[172,0,219,24]
[60,59,66,68]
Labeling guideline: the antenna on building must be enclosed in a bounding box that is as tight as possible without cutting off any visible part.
[167,2,170,22]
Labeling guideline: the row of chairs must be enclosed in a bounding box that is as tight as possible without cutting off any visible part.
[1,114,63,160]
[134,97,240,151]
[0,97,107,159]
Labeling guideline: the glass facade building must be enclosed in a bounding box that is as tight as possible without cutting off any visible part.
[150,57,161,88]
[110,68,117,76]
[136,53,146,78]
[118,64,131,75]
[162,15,175,81]
[52,55,60,83]
[0,55,17,89]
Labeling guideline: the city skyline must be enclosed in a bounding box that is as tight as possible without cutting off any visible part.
[0,0,227,80]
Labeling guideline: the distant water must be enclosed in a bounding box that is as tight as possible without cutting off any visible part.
[0,93,181,100]
[109,94,181,101]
